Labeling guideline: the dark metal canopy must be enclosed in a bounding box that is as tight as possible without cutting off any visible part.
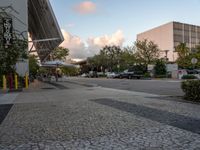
[28,0,64,62]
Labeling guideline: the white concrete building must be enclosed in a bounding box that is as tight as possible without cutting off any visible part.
[137,22,200,62]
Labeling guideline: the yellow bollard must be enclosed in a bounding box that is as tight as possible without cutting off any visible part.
[15,74,18,90]
[25,73,29,89]
[3,75,7,91]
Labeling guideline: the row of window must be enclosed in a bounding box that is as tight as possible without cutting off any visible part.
[174,35,200,44]
[174,29,200,36]
[174,23,200,32]
[174,42,199,48]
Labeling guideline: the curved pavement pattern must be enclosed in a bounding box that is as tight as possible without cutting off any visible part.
[0,79,200,149]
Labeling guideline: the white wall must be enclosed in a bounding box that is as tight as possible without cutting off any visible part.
[1,0,28,39]
[1,0,29,76]
[137,22,175,61]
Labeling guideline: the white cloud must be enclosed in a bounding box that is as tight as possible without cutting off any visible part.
[60,29,88,59]
[74,1,97,15]
[60,29,125,59]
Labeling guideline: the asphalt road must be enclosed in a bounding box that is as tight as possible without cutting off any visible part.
[68,77,184,96]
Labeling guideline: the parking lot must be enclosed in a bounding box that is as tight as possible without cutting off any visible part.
[67,77,184,96]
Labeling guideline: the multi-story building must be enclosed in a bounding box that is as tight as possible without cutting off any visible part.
[137,22,200,61]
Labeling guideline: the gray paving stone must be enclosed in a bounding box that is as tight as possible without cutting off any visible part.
[1,80,200,149]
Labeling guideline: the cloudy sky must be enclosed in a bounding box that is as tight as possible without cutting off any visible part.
[50,0,200,60]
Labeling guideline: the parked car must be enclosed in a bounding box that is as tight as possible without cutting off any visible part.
[97,72,105,77]
[88,71,98,78]
[186,69,200,79]
[106,72,120,78]
[119,68,144,79]
[187,69,198,74]
[81,73,89,78]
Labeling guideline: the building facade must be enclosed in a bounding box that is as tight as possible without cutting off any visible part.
[137,22,200,62]
[0,0,63,76]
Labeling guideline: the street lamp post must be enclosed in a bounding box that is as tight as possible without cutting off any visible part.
[161,50,170,78]
[163,50,169,62]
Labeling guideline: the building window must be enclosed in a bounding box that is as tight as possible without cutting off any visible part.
[174,35,183,42]
[191,26,196,32]
[184,25,190,31]
[184,36,189,43]
[191,38,197,44]
[174,29,182,35]
[174,23,182,30]
[191,32,197,38]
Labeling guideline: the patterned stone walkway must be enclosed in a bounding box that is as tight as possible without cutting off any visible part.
[1,80,200,149]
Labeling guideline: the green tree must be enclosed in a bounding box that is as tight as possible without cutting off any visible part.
[154,59,167,76]
[175,43,200,69]
[87,45,123,72]
[135,39,160,69]
[175,43,190,60]
[195,45,200,68]
[120,46,136,71]
[62,67,80,76]
[102,45,122,71]
[51,47,69,61]
[0,36,28,75]
[29,55,39,76]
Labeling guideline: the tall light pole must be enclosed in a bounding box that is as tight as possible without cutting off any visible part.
[163,50,169,62]
[161,50,170,78]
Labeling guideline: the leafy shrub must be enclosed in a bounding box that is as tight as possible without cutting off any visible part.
[154,59,167,76]
[182,75,197,79]
[98,74,107,78]
[154,75,167,78]
[181,80,200,101]
[144,72,151,78]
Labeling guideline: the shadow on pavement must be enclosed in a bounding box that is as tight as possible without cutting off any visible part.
[90,98,200,134]
[0,104,13,124]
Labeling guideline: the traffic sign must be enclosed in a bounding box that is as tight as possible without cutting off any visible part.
[191,58,198,64]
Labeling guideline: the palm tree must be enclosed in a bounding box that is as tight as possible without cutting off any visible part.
[175,43,190,59]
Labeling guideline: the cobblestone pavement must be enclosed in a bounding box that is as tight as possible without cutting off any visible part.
[1,80,200,149]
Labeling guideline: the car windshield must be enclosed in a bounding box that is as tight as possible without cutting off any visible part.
[124,69,128,73]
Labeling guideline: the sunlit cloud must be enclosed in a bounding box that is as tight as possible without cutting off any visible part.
[60,29,87,59]
[87,30,125,55]
[73,1,97,15]
[60,29,125,59]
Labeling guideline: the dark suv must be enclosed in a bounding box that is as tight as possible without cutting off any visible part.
[119,67,144,79]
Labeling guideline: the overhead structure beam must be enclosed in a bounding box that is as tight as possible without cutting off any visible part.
[28,0,64,62]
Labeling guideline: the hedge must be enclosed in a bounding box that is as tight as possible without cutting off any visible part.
[182,75,197,80]
[181,80,200,101]
[154,75,167,78]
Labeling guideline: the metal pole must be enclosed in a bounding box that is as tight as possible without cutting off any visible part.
[25,73,29,89]
[3,75,7,91]
[15,74,18,90]
[9,74,13,90]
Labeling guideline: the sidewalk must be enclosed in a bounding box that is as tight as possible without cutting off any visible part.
[1,80,200,149]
